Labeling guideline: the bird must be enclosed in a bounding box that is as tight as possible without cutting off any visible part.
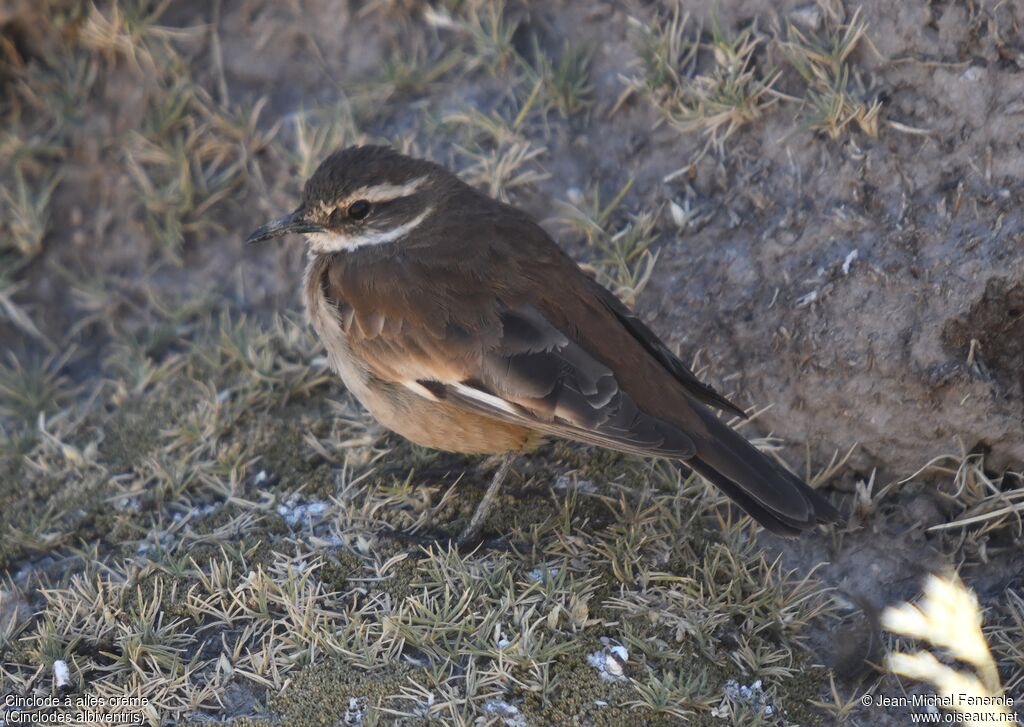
[247,145,840,545]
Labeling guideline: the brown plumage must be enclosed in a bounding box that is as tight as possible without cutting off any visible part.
[249,145,840,538]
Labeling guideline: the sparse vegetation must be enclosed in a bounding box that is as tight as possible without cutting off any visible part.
[1,1,1022,725]
[0,302,836,724]
[555,178,660,307]
[0,168,62,260]
[628,9,779,152]
[628,5,882,149]
[778,8,881,139]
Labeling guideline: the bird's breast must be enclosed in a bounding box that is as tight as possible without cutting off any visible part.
[302,253,543,455]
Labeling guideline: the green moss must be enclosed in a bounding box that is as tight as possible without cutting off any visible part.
[250,406,337,499]
[317,551,364,593]
[271,658,412,726]
[517,648,667,726]
[772,658,829,725]
[366,552,421,602]
[101,397,174,473]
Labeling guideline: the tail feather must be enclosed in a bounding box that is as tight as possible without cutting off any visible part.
[686,407,841,536]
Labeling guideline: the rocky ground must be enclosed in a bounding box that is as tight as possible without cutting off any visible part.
[0,1,1021,725]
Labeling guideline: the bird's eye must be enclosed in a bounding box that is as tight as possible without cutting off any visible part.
[347,200,371,220]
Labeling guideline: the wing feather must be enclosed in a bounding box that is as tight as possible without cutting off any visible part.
[591,282,749,420]
[338,299,698,460]
[463,306,697,459]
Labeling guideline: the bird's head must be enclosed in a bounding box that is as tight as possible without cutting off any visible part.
[246,145,452,253]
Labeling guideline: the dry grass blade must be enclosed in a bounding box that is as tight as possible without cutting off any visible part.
[882,573,1013,718]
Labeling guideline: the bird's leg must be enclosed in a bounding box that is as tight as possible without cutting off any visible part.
[456,452,517,546]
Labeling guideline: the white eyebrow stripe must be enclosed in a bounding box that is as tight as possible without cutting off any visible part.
[306,207,434,253]
[347,177,427,204]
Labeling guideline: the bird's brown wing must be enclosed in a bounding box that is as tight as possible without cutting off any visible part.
[416,305,696,459]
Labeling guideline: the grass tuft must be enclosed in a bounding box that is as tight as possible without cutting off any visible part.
[556,178,659,307]
[778,8,881,139]
[0,167,62,261]
[629,9,778,152]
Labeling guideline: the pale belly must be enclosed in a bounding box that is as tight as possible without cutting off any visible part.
[355,379,541,454]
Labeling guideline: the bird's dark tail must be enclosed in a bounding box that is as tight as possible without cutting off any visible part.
[685,406,841,536]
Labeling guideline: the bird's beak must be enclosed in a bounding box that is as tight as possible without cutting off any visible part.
[246,209,324,244]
